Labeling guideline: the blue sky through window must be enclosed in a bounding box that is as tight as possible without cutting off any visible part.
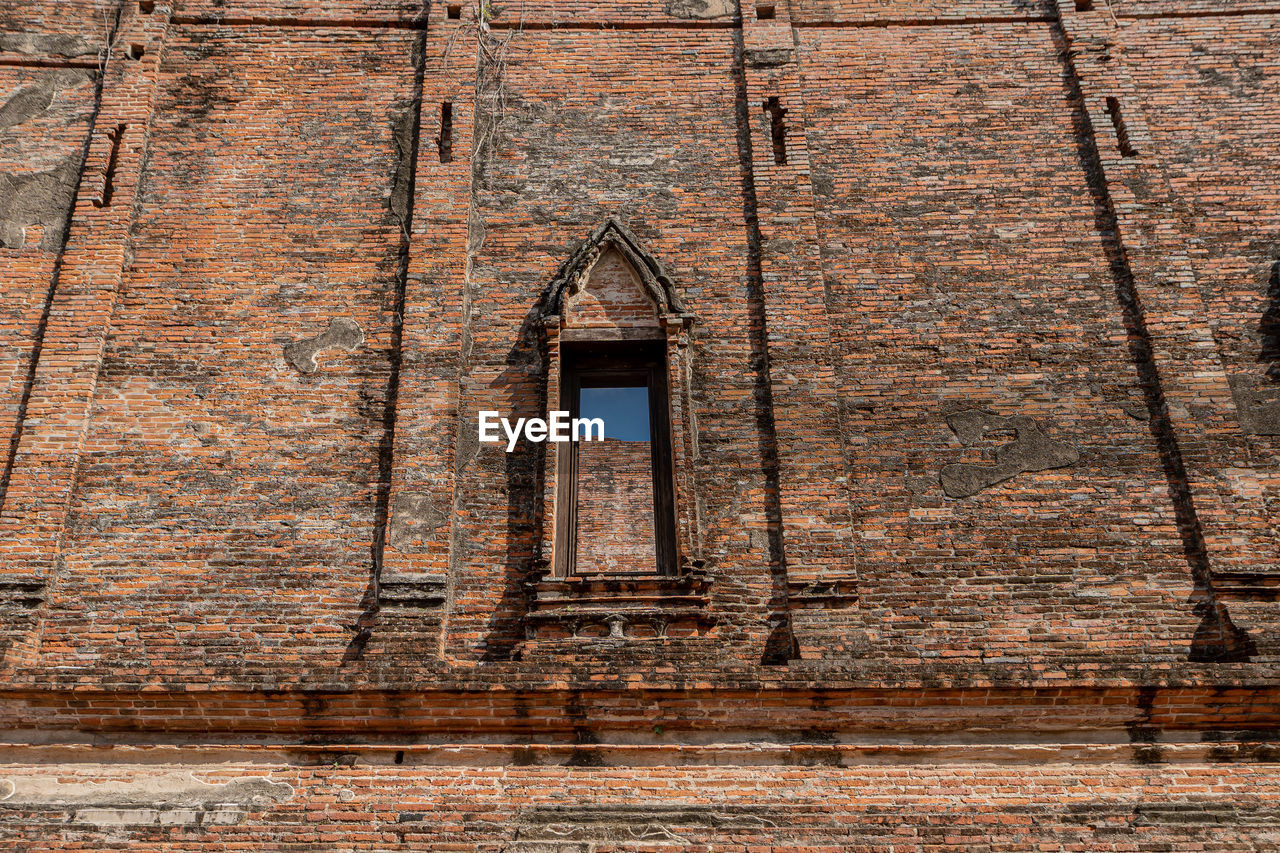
[579,386,650,441]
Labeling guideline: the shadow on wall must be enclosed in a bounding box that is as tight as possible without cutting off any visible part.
[1258,260,1280,379]
[1052,20,1255,664]
[482,305,547,661]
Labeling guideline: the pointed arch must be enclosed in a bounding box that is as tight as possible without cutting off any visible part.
[536,218,702,585]
[542,217,686,324]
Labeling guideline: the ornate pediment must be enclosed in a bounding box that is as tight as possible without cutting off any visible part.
[541,217,686,323]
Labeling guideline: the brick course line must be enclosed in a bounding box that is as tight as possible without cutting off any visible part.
[1115,7,1280,19]
[791,14,1059,26]
[0,58,102,69]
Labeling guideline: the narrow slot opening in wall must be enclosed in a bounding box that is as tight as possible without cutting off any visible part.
[763,96,788,165]
[139,0,155,12]
[1105,96,1137,157]
[94,123,126,208]
[447,3,462,18]
[757,4,776,19]
[128,43,145,60]
[437,102,453,163]
[1074,0,1093,10]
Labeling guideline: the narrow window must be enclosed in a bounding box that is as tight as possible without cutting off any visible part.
[756,3,776,19]
[763,96,788,165]
[540,222,696,583]
[1074,0,1093,10]
[437,102,453,163]
[127,43,145,60]
[1105,96,1137,157]
[558,342,677,576]
[94,124,126,208]
[447,3,462,18]
[139,0,155,13]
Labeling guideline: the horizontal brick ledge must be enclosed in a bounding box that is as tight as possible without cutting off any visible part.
[1,685,1279,741]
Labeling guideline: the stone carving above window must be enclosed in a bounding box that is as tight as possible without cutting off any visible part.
[542,217,687,336]
[525,218,707,645]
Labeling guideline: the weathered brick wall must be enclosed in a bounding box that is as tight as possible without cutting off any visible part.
[799,20,1200,663]
[2,755,1280,850]
[0,0,1278,848]
[0,66,96,502]
[431,25,773,662]
[36,21,417,676]
[1111,12,1280,656]
[788,0,1055,24]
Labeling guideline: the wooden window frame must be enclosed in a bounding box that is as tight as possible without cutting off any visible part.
[556,342,678,577]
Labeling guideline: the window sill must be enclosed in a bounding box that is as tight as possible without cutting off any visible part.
[523,567,713,643]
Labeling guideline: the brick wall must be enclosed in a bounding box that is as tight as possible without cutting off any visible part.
[2,756,1280,849]
[575,438,657,573]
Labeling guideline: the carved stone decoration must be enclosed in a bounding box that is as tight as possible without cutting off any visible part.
[940,409,1079,498]
[283,317,363,374]
[523,570,714,644]
[542,217,687,323]
[1228,374,1280,436]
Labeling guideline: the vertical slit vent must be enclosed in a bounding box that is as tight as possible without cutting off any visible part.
[94,123,126,208]
[437,102,453,163]
[763,96,787,165]
[1105,96,1137,157]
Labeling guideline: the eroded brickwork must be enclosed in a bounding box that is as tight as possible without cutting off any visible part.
[2,757,1280,850]
[1,0,1279,848]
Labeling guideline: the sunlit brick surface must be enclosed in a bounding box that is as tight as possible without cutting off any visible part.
[576,438,657,573]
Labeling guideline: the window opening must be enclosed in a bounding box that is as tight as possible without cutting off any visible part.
[757,4,776,19]
[558,343,677,577]
[1105,96,1137,157]
[437,102,453,163]
[94,124,126,208]
[538,219,697,582]
[580,385,651,442]
[764,96,788,165]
